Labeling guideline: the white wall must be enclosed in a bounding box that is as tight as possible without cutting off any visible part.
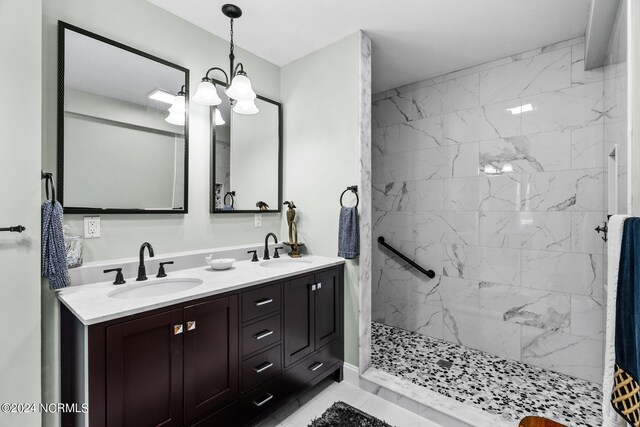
[0,0,42,426]
[281,33,362,366]
[631,0,640,214]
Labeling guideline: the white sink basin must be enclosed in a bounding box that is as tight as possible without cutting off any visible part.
[108,278,204,299]
[259,259,313,269]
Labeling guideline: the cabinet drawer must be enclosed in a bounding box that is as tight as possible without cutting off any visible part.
[242,283,281,322]
[242,345,282,392]
[284,341,340,394]
[242,314,281,356]
[240,375,282,424]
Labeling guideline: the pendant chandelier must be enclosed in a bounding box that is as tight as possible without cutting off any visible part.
[192,4,259,115]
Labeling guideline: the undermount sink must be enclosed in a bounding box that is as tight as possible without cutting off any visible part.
[108,278,204,299]
[259,259,313,269]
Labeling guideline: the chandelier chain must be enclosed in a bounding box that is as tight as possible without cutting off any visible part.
[229,18,235,58]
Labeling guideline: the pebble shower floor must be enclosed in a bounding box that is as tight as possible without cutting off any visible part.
[371,322,602,426]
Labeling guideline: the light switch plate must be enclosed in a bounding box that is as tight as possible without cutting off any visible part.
[84,216,101,238]
[254,214,262,228]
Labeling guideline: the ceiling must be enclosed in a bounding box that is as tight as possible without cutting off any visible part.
[147,0,591,93]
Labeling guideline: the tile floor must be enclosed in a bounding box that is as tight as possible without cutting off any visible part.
[256,379,441,427]
[371,322,602,426]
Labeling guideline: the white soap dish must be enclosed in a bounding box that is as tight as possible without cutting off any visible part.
[205,257,236,270]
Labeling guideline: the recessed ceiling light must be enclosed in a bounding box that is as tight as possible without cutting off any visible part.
[148,89,176,104]
[506,103,533,115]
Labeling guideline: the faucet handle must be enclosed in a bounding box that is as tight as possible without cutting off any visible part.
[157,261,174,278]
[104,268,126,285]
[273,247,284,259]
[247,250,259,262]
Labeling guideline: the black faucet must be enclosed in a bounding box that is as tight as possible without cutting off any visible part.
[137,242,155,281]
[263,233,278,260]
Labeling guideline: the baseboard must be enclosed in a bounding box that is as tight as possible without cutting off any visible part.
[342,362,360,386]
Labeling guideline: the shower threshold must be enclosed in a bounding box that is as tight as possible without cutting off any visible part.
[367,322,602,427]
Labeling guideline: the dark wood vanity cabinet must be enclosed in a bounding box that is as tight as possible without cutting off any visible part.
[103,296,238,427]
[283,269,341,367]
[183,298,239,423]
[105,309,185,427]
[61,264,343,427]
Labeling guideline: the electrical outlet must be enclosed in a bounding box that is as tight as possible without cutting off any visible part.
[254,214,262,228]
[84,216,101,238]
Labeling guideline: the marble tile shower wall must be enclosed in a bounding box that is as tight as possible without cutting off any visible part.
[371,38,608,383]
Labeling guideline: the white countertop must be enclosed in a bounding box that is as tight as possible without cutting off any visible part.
[58,255,345,326]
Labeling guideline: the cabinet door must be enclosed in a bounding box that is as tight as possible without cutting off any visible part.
[183,295,239,424]
[314,269,341,349]
[106,310,184,427]
[283,274,315,367]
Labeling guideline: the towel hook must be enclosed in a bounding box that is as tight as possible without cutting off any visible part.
[224,191,235,207]
[42,171,56,202]
[340,185,359,208]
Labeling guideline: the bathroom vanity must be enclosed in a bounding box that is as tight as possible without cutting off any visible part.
[58,255,344,427]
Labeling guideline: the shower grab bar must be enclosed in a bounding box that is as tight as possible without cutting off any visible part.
[377,236,435,278]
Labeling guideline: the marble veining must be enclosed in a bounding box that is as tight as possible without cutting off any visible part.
[372,38,607,383]
[371,322,602,426]
[358,31,373,372]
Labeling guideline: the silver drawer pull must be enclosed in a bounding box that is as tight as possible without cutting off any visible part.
[254,362,274,373]
[254,330,274,340]
[253,393,274,407]
[308,362,324,372]
[187,321,196,331]
[173,324,183,335]
[255,298,274,307]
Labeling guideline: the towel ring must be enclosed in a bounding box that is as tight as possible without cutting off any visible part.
[340,185,359,208]
[224,191,235,207]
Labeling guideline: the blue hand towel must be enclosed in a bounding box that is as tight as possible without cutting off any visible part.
[41,200,70,290]
[612,217,640,423]
[338,206,359,259]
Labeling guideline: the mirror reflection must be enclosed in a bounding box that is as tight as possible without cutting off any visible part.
[211,83,281,213]
[60,23,189,213]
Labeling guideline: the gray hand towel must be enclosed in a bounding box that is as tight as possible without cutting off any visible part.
[42,200,70,290]
[338,206,359,259]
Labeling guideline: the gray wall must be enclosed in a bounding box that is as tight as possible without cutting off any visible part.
[42,0,283,263]
[281,33,363,366]
[41,2,282,426]
[0,0,42,426]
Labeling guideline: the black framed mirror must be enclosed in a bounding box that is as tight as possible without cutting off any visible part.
[58,21,189,214]
[210,79,282,214]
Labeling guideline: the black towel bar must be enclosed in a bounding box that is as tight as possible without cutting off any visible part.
[0,225,26,233]
[377,236,435,278]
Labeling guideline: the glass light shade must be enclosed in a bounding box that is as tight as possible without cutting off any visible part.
[165,110,185,126]
[165,94,186,125]
[214,108,225,125]
[233,99,259,115]
[225,74,256,101]
[193,80,222,106]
